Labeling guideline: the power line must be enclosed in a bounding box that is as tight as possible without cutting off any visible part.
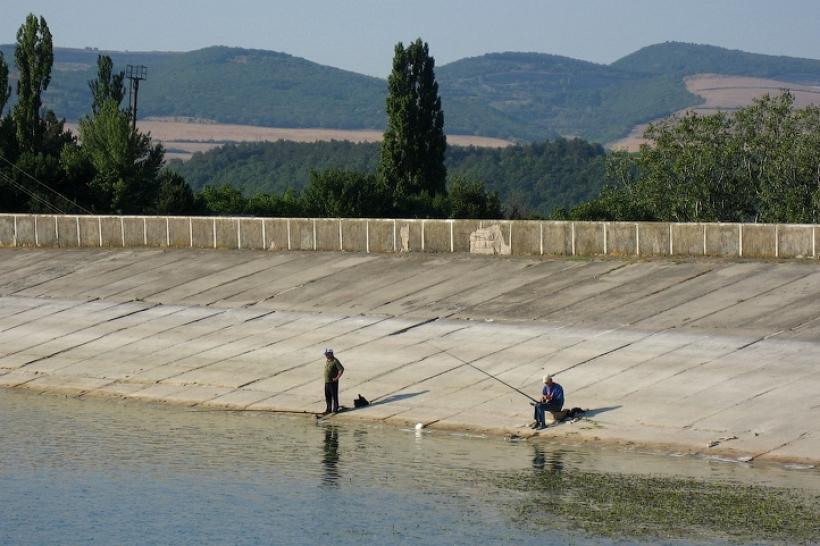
[0,152,93,215]
[0,170,68,215]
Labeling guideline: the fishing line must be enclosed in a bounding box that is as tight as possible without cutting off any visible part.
[433,345,539,404]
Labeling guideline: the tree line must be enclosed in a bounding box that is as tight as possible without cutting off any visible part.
[562,93,820,224]
[3,13,818,224]
[0,15,197,216]
[0,17,501,219]
[172,138,606,217]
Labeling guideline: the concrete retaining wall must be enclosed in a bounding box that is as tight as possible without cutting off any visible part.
[0,214,816,260]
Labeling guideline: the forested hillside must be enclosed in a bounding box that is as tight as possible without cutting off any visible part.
[437,52,699,142]
[169,138,606,216]
[613,42,820,81]
[2,41,819,144]
[0,45,386,129]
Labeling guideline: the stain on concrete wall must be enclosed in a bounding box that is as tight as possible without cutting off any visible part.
[470,224,511,255]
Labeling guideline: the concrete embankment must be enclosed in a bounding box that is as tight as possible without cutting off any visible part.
[1,247,818,464]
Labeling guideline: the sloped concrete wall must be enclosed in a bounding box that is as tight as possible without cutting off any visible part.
[0,213,816,260]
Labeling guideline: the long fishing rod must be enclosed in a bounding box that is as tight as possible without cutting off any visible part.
[436,346,539,404]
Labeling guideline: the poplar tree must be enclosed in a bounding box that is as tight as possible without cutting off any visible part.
[13,14,53,152]
[0,52,10,116]
[89,55,125,114]
[379,38,447,206]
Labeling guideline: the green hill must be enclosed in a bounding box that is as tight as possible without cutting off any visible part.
[612,41,820,82]
[438,52,699,142]
[2,41,819,143]
[0,45,386,129]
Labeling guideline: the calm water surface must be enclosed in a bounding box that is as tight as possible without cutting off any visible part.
[0,389,817,545]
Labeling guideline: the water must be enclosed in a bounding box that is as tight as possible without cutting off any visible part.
[0,389,817,545]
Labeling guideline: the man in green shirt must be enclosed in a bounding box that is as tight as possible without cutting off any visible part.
[323,348,344,414]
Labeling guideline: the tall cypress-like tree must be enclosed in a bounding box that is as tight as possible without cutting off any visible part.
[89,55,125,114]
[0,52,10,116]
[13,14,53,152]
[379,38,447,205]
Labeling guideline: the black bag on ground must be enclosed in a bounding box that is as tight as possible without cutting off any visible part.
[353,394,370,408]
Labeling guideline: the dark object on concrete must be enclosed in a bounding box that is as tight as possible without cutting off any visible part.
[353,394,370,408]
[551,407,587,422]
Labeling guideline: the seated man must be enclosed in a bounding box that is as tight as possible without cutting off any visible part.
[531,374,564,430]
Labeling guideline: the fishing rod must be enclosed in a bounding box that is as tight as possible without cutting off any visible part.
[436,346,539,404]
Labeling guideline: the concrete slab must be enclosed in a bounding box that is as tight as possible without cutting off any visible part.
[1,248,819,464]
[0,369,39,387]
[23,374,111,395]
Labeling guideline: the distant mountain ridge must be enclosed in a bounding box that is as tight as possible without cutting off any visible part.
[1,41,819,143]
[612,42,820,82]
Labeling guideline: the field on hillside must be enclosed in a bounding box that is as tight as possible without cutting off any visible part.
[609,74,820,151]
[65,119,514,161]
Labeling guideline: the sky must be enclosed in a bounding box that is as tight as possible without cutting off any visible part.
[2,0,819,78]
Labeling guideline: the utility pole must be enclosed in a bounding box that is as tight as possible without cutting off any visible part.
[125,64,147,131]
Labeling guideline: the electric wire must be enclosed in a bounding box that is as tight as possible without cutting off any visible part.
[0,169,68,215]
[0,152,93,214]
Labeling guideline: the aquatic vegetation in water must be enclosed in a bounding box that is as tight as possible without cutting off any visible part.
[494,469,820,543]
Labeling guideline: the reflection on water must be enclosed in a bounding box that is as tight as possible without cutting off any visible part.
[0,389,817,545]
[322,426,340,486]
[531,445,564,474]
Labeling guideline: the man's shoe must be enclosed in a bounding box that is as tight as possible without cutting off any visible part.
[528,422,539,429]
[536,424,547,430]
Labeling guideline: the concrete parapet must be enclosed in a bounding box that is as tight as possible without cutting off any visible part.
[606,222,637,257]
[542,222,572,256]
[14,216,35,246]
[638,222,671,256]
[215,218,239,249]
[340,219,365,252]
[168,217,190,248]
[398,220,422,252]
[122,217,144,247]
[742,224,776,258]
[239,219,264,250]
[315,219,341,251]
[191,218,214,248]
[99,217,122,247]
[705,224,740,257]
[4,213,820,261]
[290,219,314,251]
[145,217,168,247]
[35,215,58,247]
[574,222,604,256]
[777,224,815,259]
[816,228,820,260]
[453,220,481,253]
[0,216,15,247]
[78,217,100,247]
[264,219,289,251]
[57,216,79,248]
[422,220,451,252]
[509,220,541,256]
[671,223,704,256]
[470,222,511,255]
[368,219,395,253]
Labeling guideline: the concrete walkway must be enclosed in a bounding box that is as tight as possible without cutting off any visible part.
[0,248,818,464]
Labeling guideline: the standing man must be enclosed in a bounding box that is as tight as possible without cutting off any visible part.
[532,374,564,430]
[323,348,344,415]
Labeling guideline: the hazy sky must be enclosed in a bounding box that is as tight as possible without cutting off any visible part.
[3,0,819,77]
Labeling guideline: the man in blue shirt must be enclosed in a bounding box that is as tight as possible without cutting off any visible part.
[531,375,564,430]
